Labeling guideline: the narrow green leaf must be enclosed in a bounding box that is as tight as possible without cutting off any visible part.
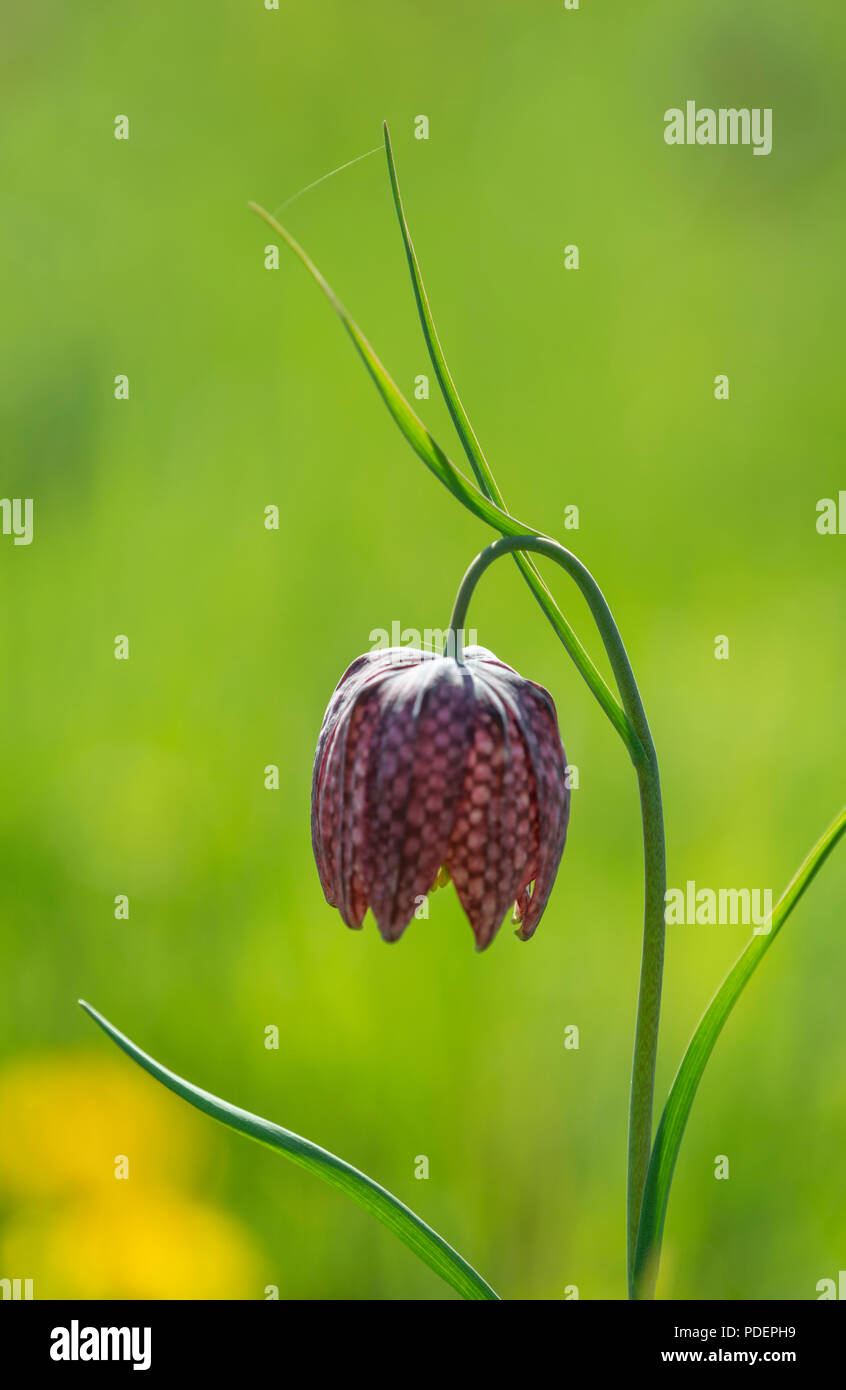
[79,1000,499,1301]
[382,123,498,499]
[249,201,510,532]
[381,123,636,756]
[633,808,846,1298]
[249,198,640,761]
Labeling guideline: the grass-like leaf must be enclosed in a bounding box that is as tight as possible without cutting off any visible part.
[381,124,637,759]
[79,1000,499,1301]
[382,124,498,497]
[633,808,846,1298]
[249,201,512,532]
[249,196,640,760]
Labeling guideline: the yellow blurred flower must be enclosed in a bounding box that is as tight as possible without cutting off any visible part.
[0,1053,266,1298]
[0,1053,205,1198]
[1,1190,262,1299]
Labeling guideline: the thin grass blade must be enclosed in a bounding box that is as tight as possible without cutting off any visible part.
[249,202,510,531]
[79,1000,499,1301]
[633,808,846,1298]
[380,124,638,757]
[249,200,637,758]
[382,122,496,495]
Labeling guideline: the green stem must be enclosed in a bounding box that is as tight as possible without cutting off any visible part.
[449,534,666,1297]
[249,198,642,764]
[632,807,846,1299]
[380,124,642,764]
[628,753,666,1296]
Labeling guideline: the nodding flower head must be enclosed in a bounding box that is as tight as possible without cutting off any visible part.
[311,645,570,951]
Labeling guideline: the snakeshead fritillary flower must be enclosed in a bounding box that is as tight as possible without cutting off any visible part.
[311,645,570,951]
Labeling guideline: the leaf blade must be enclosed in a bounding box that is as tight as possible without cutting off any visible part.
[380,124,638,754]
[249,202,508,531]
[249,199,639,759]
[633,808,846,1298]
[382,122,497,498]
[79,1000,499,1301]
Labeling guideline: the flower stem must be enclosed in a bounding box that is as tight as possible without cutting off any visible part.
[250,196,644,765]
[449,533,666,1297]
[628,751,666,1296]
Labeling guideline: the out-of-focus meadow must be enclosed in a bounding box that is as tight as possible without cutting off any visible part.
[1,1,844,1299]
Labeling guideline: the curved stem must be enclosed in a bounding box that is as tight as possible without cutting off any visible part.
[250,198,643,764]
[449,534,666,1297]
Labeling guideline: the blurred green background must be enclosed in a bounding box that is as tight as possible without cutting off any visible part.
[1,0,844,1300]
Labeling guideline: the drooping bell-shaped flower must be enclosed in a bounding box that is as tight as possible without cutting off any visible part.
[311,645,570,950]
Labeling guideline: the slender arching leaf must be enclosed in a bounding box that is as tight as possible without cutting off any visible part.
[249,201,509,531]
[380,124,637,757]
[382,123,497,496]
[633,808,846,1299]
[248,199,639,760]
[79,1001,499,1301]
